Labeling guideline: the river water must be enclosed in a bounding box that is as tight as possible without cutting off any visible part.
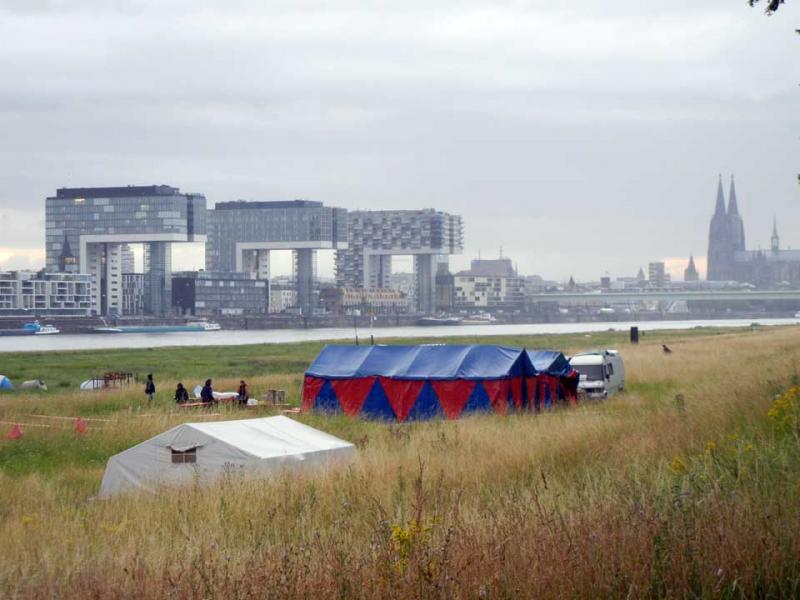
[0,318,796,353]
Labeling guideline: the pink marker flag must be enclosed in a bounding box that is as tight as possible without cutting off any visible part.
[75,417,87,435]
[7,423,23,440]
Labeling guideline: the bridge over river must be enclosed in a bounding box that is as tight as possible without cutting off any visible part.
[527,290,800,304]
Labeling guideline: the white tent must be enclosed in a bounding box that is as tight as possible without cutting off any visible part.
[99,416,356,497]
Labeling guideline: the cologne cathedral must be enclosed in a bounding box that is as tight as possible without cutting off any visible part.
[707,176,800,287]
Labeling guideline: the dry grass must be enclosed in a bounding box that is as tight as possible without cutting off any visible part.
[1,326,800,598]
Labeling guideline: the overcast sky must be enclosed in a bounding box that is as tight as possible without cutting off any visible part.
[0,0,797,281]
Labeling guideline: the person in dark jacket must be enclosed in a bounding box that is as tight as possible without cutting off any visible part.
[144,374,156,404]
[237,380,249,407]
[174,382,189,404]
[200,379,215,404]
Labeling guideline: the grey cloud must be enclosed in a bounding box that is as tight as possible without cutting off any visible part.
[0,0,797,280]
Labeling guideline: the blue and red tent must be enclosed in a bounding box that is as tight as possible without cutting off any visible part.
[302,344,578,421]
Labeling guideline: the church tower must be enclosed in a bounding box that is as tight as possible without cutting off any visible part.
[59,232,77,272]
[707,176,734,280]
[684,255,699,282]
[771,216,780,254]
[727,176,746,252]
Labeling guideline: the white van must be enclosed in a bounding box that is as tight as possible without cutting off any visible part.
[569,350,625,399]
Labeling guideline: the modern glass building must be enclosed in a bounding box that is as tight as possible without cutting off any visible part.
[45,185,206,315]
[335,210,464,314]
[172,271,269,317]
[206,200,348,315]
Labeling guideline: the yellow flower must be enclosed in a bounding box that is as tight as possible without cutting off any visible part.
[705,441,717,454]
[669,456,687,474]
[101,519,128,535]
[20,515,35,526]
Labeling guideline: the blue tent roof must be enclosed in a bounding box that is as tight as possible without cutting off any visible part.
[306,345,571,380]
[526,350,574,377]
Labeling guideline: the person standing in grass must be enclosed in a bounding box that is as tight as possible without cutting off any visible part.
[201,378,216,405]
[144,374,156,404]
[237,380,249,407]
[174,382,189,404]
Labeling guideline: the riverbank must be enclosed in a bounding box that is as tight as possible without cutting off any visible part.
[1,316,798,353]
[1,325,799,596]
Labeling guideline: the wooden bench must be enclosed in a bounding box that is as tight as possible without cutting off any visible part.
[176,402,214,409]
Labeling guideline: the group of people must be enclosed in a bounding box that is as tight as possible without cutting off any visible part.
[145,374,250,407]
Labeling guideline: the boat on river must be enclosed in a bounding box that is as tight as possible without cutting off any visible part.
[416,316,462,327]
[0,321,60,336]
[92,321,222,334]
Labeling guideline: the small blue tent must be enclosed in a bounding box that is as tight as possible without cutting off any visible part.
[0,375,13,391]
[302,345,577,421]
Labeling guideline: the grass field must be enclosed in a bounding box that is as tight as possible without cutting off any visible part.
[1,325,799,598]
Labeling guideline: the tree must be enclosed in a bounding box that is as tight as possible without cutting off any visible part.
[749,0,787,14]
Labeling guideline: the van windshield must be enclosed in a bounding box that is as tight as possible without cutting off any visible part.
[573,364,604,381]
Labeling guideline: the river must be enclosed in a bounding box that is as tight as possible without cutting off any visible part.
[0,318,797,353]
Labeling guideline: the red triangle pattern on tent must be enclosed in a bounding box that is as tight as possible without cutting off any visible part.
[301,376,326,411]
[482,379,508,415]
[330,377,376,416]
[378,377,425,422]
[510,377,523,410]
[525,377,539,412]
[431,380,476,419]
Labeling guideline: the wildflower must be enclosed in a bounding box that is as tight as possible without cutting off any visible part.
[669,456,687,474]
[704,441,717,454]
[20,515,35,526]
[101,519,128,535]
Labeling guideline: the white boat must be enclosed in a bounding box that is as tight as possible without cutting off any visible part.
[92,321,222,334]
[462,312,497,325]
[0,321,60,336]
[34,324,61,335]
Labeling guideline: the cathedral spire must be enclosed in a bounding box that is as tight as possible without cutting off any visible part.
[727,175,739,216]
[59,232,77,271]
[714,174,725,216]
[771,215,780,253]
[684,255,699,282]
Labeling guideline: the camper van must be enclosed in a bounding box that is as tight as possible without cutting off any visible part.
[569,350,625,399]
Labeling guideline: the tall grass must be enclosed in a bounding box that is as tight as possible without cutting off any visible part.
[1,326,799,597]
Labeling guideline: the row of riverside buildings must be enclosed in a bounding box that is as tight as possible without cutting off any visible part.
[2,186,466,318]
[3,177,793,319]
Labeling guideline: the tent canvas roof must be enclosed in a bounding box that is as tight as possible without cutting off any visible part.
[99,416,355,497]
[185,416,354,459]
[306,345,572,380]
[306,344,528,379]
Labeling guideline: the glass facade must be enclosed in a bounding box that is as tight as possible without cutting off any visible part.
[205,201,347,272]
[205,200,347,315]
[172,271,269,316]
[44,186,207,316]
[335,210,464,313]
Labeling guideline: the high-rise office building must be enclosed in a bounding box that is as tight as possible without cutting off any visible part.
[205,200,348,315]
[648,262,670,287]
[335,210,463,314]
[45,185,206,315]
